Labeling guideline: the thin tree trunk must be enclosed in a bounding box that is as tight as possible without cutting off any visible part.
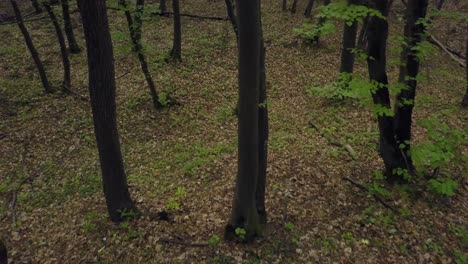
[10,0,51,93]
[31,0,42,13]
[171,0,182,61]
[311,0,331,43]
[436,0,444,10]
[119,0,162,109]
[159,0,166,14]
[61,0,81,53]
[282,0,287,11]
[304,0,314,17]
[0,240,6,264]
[339,0,359,76]
[366,0,406,182]
[462,35,468,107]
[291,0,298,14]
[226,0,263,242]
[225,0,238,41]
[44,2,71,92]
[78,0,137,222]
[394,0,429,176]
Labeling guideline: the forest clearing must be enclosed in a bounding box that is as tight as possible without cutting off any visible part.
[0,0,467,263]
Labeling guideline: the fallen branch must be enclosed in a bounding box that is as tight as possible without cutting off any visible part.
[308,121,357,160]
[342,177,399,215]
[158,237,209,247]
[428,35,466,68]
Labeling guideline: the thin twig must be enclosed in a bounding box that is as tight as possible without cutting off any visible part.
[342,177,399,214]
[428,35,466,68]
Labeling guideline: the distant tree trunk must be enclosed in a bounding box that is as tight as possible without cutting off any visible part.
[31,0,42,13]
[0,240,6,264]
[225,0,264,242]
[291,0,298,14]
[159,0,166,14]
[304,0,314,17]
[119,0,162,109]
[339,0,359,76]
[79,0,137,222]
[393,0,429,177]
[171,0,182,61]
[311,0,331,43]
[462,36,468,107]
[61,0,81,54]
[43,2,71,92]
[10,0,51,93]
[436,0,444,10]
[366,0,406,182]
[225,0,238,41]
[282,0,287,11]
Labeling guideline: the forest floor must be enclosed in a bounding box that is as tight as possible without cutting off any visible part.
[0,0,467,263]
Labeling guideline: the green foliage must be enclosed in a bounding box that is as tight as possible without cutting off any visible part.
[284,222,295,232]
[454,250,467,264]
[368,183,391,198]
[428,178,459,197]
[293,21,336,43]
[208,234,221,246]
[449,225,468,246]
[235,227,246,240]
[166,187,187,211]
[307,73,357,101]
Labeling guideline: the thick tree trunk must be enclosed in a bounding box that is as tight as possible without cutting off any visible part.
[291,0,298,14]
[159,0,166,14]
[394,0,429,176]
[61,0,81,54]
[31,0,42,13]
[119,0,162,109]
[225,0,238,40]
[10,0,51,93]
[79,0,136,222]
[226,0,263,242]
[282,0,287,11]
[366,0,407,182]
[171,0,182,61]
[339,0,359,75]
[44,2,71,92]
[304,0,314,17]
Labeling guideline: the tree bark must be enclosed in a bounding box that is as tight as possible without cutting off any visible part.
[366,0,407,182]
[44,2,71,92]
[357,15,369,50]
[61,0,81,53]
[159,0,166,14]
[0,240,6,264]
[225,0,238,41]
[291,0,298,14]
[462,36,468,107]
[436,0,444,10]
[10,0,51,93]
[31,0,42,13]
[78,0,136,222]
[171,0,182,61]
[304,0,314,17]
[226,0,263,242]
[282,0,287,11]
[394,0,429,176]
[339,0,359,75]
[119,0,162,109]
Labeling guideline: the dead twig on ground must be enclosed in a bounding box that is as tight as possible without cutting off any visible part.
[428,35,466,68]
[308,121,357,160]
[342,177,400,215]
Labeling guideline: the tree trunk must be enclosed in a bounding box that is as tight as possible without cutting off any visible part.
[291,0,298,14]
[225,0,263,242]
[366,0,407,182]
[462,36,468,107]
[171,0,182,61]
[394,0,429,176]
[31,0,42,13]
[311,0,331,43]
[357,15,369,50]
[339,0,359,75]
[304,0,314,17]
[78,0,137,222]
[10,0,51,93]
[44,2,71,92]
[225,0,238,41]
[282,0,287,11]
[159,0,166,14]
[119,0,162,109]
[61,0,81,54]
[436,0,444,10]
[0,240,6,264]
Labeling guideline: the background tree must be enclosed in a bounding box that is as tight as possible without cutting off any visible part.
[339,0,359,79]
[0,240,6,264]
[282,0,287,12]
[61,0,81,53]
[43,1,71,92]
[119,0,162,109]
[463,36,467,107]
[311,0,331,43]
[31,0,42,13]
[225,0,238,40]
[159,0,166,14]
[171,0,182,61]
[225,0,266,242]
[78,0,137,221]
[291,0,298,14]
[304,0,315,17]
[10,0,51,93]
